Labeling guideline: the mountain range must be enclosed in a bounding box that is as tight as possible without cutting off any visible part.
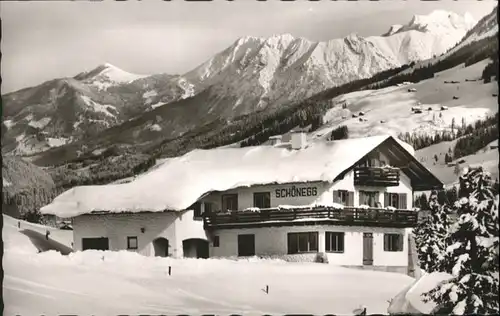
[2,10,479,156]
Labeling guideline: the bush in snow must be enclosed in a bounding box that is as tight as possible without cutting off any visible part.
[329,125,349,141]
[422,167,499,315]
[413,190,452,273]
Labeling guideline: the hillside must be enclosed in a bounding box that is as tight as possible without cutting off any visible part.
[313,59,497,140]
[2,10,475,156]
[22,9,496,192]
[2,156,58,219]
[1,66,192,156]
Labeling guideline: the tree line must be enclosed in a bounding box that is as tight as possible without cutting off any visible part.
[398,112,498,154]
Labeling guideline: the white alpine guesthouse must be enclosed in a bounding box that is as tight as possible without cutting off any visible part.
[41,133,443,274]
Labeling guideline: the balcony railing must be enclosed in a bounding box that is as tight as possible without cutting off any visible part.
[203,206,418,229]
[354,166,400,187]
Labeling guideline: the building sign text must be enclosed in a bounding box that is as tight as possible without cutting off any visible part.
[275,186,318,198]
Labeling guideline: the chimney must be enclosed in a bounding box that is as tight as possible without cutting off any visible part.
[291,130,307,150]
[269,135,282,146]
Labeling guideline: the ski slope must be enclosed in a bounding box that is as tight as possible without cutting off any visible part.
[3,215,414,315]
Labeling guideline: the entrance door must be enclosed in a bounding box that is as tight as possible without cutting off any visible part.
[363,233,373,265]
[182,239,209,258]
[82,237,109,250]
[153,237,169,257]
[238,234,255,257]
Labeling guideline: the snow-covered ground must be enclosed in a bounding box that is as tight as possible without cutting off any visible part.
[3,214,414,315]
[314,60,497,142]
[416,137,499,187]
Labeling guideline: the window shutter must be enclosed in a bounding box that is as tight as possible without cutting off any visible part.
[398,234,404,251]
[399,193,407,209]
[384,234,389,251]
[348,191,354,206]
[333,191,340,203]
[384,193,389,207]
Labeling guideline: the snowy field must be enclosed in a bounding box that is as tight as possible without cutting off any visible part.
[3,215,414,315]
[314,59,497,141]
[416,139,499,187]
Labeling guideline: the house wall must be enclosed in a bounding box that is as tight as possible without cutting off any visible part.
[201,182,331,211]
[329,169,413,208]
[72,211,207,258]
[209,225,410,268]
[200,169,413,211]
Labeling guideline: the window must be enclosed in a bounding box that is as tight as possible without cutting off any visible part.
[82,237,109,251]
[204,202,213,214]
[222,194,238,211]
[333,190,353,206]
[253,192,271,209]
[363,152,382,167]
[213,236,220,247]
[359,191,379,207]
[386,193,399,208]
[287,232,318,254]
[384,234,403,252]
[127,236,138,250]
[384,193,408,209]
[326,232,345,253]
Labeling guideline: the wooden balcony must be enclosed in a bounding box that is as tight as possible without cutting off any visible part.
[203,206,418,229]
[354,167,400,187]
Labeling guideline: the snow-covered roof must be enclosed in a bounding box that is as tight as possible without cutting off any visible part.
[41,135,416,218]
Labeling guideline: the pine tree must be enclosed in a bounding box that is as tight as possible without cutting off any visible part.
[413,191,452,273]
[423,167,499,315]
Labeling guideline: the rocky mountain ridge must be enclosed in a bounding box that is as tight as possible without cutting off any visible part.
[2,10,479,156]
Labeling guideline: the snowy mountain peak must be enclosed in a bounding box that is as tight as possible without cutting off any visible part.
[345,33,362,40]
[263,33,296,49]
[406,10,477,33]
[95,63,148,83]
[74,63,149,90]
[382,24,403,36]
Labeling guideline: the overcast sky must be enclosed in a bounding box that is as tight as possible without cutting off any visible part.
[1,0,496,93]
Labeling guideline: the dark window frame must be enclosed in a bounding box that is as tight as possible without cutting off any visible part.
[384,233,403,252]
[221,194,239,211]
[287,232,319,254]
[333,190,354,206]
[387,193,399,208]
[253,192,271,209]
[204,202,213,214]
[213,235,220,247]
[127,236,138,250]
[325,232,345,253]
